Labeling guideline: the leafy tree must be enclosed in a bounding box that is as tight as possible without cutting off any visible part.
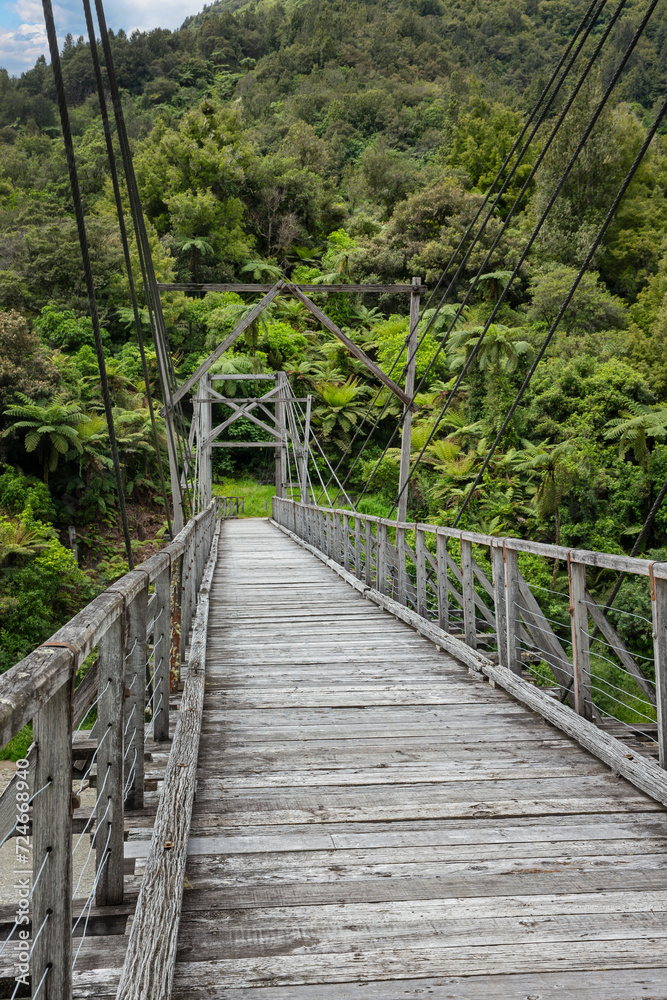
[2,394,85,483]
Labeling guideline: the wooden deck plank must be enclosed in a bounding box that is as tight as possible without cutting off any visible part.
[169,518,667,996]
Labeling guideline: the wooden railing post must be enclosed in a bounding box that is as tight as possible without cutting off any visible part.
[343,513,351,571]
[96,613,125,905]
[354,515,362,579]
[171,551,184,693]
[650,565,667,768]
[505,543,522,675]
[377,522,388,595]
[436,530,449,632]
[153,563,171,743]
[32,676,74,999]
[365,520,373,586]
[568,554,593,720]
[492,540,508,667]
[460,538,477,650]
[396,525,407,605]
[415,527,427,617]
[125,585,147,810]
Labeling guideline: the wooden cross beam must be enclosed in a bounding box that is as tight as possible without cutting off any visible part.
[166,281,418,412]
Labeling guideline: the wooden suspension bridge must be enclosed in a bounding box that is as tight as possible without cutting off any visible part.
[1,498,667,998]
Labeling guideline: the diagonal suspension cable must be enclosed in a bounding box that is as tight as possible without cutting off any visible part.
[81,0,172,535]
[451,93,667,526]
[331,0,616,503]
[42,0,134,567]
[386,0,657,515]
[92,0,194,521]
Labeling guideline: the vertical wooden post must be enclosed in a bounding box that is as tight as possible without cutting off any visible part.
[568,554,592,720]
[343,513,351,571]
[200,375,213,511]
[492,540,508,667]
[170,551,183,693]
[436,530,449,632]
[125,585,147,810]
[396,526,407,605]
[32,676,73,999]
[460,538,477,650]
[96,614,125,905]
[354,515,362,579]
[505,543,522,675]
[376,522,387,595]
[397,277,420,523]
[365,520,373,586]
[274,372,287,499]
[415,527,427,618]
[650,566,667,768]
[152,564,171,742]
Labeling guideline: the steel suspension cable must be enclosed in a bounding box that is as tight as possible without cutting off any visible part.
[387,0,657,514]
[327,0,605,496]
[333,0,619,502]
[92,0,194,519]
[42,0,134,567]
[81,0,172,536]
[450,94,667,526]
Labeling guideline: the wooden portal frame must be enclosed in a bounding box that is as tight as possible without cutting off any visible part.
[167,281,422,410]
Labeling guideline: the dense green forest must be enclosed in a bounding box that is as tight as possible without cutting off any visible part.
[2,0,667,679]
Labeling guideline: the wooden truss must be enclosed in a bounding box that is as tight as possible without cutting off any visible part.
[166,279,423,520]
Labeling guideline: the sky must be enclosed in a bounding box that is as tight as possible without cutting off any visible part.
[0,0,207,77]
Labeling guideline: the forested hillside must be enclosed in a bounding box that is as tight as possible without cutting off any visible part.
[1,0,667,673]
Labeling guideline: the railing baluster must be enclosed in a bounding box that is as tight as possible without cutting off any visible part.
[32,676,74,998]
[96,614,125,905]
[504,544,522,675]
[415,527,427,617]
[365,521,373,586]
[396,525,407,605]
[376,522,387,595]
[153,564,171,743]
[650,566,667,768]
[568,554,592,720]
[436,530,449,633]
[343,513,351,572]
[125,586,147,810]
[491,540,507,667]
[461,538,477,650]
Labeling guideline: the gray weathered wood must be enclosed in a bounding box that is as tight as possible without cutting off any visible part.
[461,538,477,650]
[504,544,522,675]
[397,277,420,522]
[568,556,592,719]
[96,615,125,905]
[157,282,425,295]
[491,541,506,667]
[152,565,171,742]
[116,523,220,1000]
[650,568,667,769]
[435,530,449,632]
[288,286,415,409]
[585,587,656,704]
[124,582,148,810]
[32,675,73,999]
[415,528,427,618]
[169,284,283,409]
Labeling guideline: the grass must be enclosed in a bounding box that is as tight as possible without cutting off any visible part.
[212,476,276,517]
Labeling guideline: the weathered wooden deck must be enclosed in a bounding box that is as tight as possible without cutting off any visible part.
[157,517,666,998]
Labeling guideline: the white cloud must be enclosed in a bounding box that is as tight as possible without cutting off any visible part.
[1,0,207,76]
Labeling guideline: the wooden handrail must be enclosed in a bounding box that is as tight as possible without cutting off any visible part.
[272,497,667,777]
